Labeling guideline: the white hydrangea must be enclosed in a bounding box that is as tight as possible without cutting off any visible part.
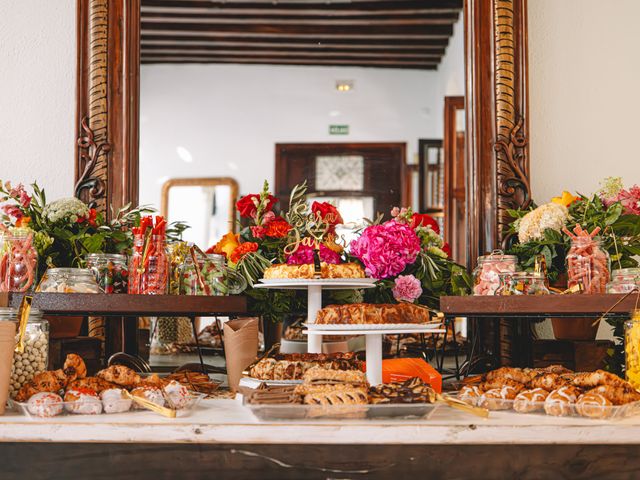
[43,197,89,224]
[518,202,568,243]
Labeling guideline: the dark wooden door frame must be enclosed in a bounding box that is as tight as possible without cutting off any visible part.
[443,95,465,263]
[74,0,531,261]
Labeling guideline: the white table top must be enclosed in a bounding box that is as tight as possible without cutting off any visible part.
[2,398,640,445]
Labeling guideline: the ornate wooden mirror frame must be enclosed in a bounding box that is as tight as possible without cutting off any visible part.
[74,0,530,265]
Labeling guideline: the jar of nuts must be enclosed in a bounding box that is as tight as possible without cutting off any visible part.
[0,307,50,399]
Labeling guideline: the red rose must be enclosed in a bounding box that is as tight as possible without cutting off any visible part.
[411,213,440,234]
[236,194,278,218]
[442,242,451,258]
[264,217,292,238]
[312,201,343,226]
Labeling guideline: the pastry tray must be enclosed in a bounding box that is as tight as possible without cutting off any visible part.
[10,392,206,420]
[244,398,441,421]
[451,393,640,420]
[304,322,443,331]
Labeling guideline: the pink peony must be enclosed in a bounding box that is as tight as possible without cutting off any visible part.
[392,275,423,303]
[350,221,421,280]
[286,244,342,265]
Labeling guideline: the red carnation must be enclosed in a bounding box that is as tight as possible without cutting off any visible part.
[264,217,292,238]
[236,194,278,218]
[312,201,343,227]
[411,213,440,234]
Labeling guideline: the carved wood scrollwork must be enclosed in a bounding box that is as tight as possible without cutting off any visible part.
[75,117,110,209]
[493,0,531,249]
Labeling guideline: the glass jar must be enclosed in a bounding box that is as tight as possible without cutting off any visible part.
[150,316,194,354]
[37,268,102,293]
[625,310,640,390]
[0,231,38,293]
[179,254,246,296]
[496,272,550,296]
[86,253,128,293]
[566,236,611,294]
[166,242,190,295]
[0,307,49,399]
[607,268,640,294]
[472,250,518,295]
[128,234,168,294]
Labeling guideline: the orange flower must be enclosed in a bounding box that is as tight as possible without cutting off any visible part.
[229,242,258,264]
[208,232,240,259]
[15,216,31,228]
[264,217,292,238]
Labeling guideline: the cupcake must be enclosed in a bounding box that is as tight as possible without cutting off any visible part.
[64,388,103,415]
[100,388,132,414]
[27,392,64,418]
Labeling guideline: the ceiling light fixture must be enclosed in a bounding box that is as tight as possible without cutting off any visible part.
[336,80,354,92]
[176,146,193,163]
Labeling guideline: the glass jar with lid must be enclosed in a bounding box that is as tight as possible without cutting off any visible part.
[0,230,38,293]
[607,268,640,294]
[37,268,102,293]
[566,236,611,294]
[128,233,168,294]
[179,253,247,296]
[0,307,49,399]
[472,250,518,295]
[86,253,128,293]
[496,272,550,296]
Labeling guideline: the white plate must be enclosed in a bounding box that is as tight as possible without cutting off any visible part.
[303,322,443,331]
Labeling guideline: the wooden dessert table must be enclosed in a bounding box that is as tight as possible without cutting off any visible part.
[1,398,640,479]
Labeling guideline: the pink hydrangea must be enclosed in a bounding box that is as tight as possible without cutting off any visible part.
[350,221,421,279]
[286,244,342,265]
[392,275,423,303]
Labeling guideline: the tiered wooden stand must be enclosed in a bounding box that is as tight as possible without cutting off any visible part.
[0,292,247,371]
[440,294,636,373]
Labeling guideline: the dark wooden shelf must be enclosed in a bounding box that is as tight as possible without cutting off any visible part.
[0,292,247,317]
[440,294,639,318]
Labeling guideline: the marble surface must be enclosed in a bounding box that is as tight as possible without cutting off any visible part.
[2,398,640,445]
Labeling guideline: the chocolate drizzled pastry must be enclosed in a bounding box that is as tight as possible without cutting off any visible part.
[368,377,437,404]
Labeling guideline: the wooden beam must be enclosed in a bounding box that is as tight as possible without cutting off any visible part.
[140,22,453,38]
[140,47,443,60]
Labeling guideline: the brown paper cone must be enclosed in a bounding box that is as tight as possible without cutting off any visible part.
[0,321,17,415]
[223,317,259,392]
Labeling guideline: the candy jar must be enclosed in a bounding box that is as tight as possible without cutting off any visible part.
[167,242,190,295]
[86,253,128,293]
[180,253,246,296]
[607,268,640,294]
[37,268,102,293]
[472,250,518,295]
[128,216,169,295]
[625,310,640,390]
[2,307,49,399]
[565,232,610,294]
[0,230,38,293]
[496,272,550,295]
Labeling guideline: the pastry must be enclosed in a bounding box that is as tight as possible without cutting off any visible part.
[64,388,103,415]
[576,392,613,419]
[368,377,437,404]
[304,388,368,405]
[528,373,570,392]
[571,370,628,389]
[544,386,581,416]
[513,388,549,413]
[248,353,361,381]
[301,366,367,386]
[165,371,222,396]
[15,369,70,402]
[63,353,87,380]
[458,385,484,406]
[485,367,535,385]
[263,262,365,279]
[100,388,132,414]
[246,385,301,405]
[587,385,640,405]
[67,377,117,393]
[130,386,165,409]
[163,380,191,409]
[26,392,64,418]
[315,303,432,325]
[96,365,141,388]
[480,378,525,393]
[138,374,170,388]
[478,385,520,410]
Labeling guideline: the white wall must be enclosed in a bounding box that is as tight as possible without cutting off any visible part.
[0,0,76,200]
[528,0,640,203]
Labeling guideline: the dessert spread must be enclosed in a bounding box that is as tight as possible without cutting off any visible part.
[315,303,432,325]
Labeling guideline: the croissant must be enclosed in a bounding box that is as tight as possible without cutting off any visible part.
[15,369,69,402]
[63,353,87,381]
[66,377,117,393]
[485,367,535,385]
[96,365,141,387]
[528,373,570,392]
[571,370,627,389]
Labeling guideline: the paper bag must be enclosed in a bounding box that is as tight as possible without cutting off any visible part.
[223,317,259,392]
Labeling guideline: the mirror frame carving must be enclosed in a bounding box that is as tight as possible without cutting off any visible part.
[160,177,240,234]
[74,0,530,264]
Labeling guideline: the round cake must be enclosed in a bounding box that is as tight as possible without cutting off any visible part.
[27,392,64,418]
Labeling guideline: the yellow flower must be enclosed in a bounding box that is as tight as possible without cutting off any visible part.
[551,191,577,207]
[212,232,240,259]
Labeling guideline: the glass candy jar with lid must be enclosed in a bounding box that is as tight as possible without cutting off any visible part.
[496,272,550,296]
[607,268,640,294]
[472,250,518,295]
[37,268,102,293]
[86,253,128,293]
[0,230,38,293]
[129,233,168,294]
[180,253,246,296]
[0,307,49,399]
[566,235,611,294]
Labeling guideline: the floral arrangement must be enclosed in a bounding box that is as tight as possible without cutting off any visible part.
[350,207,470,308]
[508,177,640,283]
[0,180,187,277]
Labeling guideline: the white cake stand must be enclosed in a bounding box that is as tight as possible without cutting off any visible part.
[254,278,376,353]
